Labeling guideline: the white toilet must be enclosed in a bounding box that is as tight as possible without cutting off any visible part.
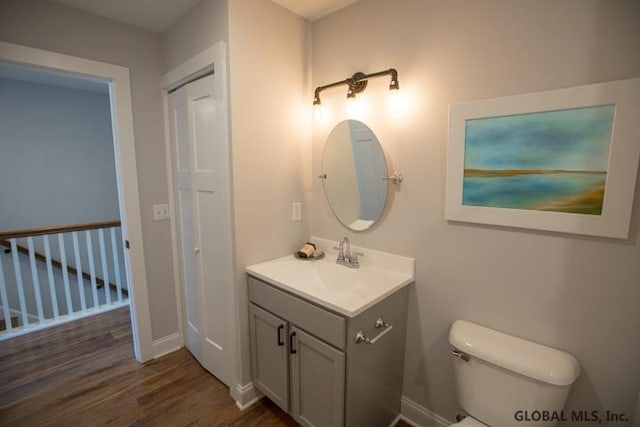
[449,320,581,427]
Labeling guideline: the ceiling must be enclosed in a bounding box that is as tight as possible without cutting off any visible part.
[51,0,201,33]
[49,0,359,34]
[271,0,360,21]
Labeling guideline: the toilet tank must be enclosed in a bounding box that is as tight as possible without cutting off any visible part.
[449,320,581,427]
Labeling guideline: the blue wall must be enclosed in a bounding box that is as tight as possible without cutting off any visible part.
[0,77,119,231]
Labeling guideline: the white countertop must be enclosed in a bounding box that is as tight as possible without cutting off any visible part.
[246,238,415,317]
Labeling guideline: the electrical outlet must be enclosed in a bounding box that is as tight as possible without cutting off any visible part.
[153,203,170,221]
[292,202,302,222]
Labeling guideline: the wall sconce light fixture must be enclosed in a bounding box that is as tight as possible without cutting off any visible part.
[313,68,399,106]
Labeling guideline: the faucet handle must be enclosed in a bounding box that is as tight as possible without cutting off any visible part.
[347,251,364,268]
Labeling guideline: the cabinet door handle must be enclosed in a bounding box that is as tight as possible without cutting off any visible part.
[277,324,284,346]
[290,331,297,354]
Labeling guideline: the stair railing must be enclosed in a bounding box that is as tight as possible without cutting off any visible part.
[0,220,128,338]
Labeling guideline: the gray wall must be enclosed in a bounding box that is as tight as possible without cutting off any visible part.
[0,78,118,231]
[227,0,310,386]
[162,0,229,72]
[310,0,640,423]
[0,0,178,340]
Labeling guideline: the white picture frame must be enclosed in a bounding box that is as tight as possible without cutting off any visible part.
[445,77,640,239]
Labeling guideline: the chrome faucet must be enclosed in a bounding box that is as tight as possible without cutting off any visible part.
[335,237,363,268]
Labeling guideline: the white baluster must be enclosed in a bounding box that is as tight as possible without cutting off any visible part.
[111,227,123,303]
[0,224,128,338]
[27,237,45,323]
[0,254,13,332]
[10,239,29,327]
[85,230,99,308]
[58,234,73,315]
[43,235,59,320]
[98,229,111,306]
[72,232,87,312]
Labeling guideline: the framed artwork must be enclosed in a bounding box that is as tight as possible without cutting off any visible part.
[446,78,640,239]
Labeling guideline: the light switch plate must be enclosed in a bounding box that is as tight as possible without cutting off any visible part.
[153,203,170,221]
[292,202,302,222]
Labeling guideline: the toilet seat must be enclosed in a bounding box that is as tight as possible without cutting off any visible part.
[450,416,488,427]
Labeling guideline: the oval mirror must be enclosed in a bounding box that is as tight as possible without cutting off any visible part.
[321,120,388,231]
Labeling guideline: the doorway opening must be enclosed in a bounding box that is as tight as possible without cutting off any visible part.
[0,41,153,362]
[0,61,130,338]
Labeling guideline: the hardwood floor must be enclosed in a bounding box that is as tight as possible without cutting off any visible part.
[0,307,295,426]
[0,307,412,427]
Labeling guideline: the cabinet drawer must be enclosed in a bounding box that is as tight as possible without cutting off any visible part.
[248,275,346,350]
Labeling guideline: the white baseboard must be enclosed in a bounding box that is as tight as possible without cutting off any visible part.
[401,395,452,427]
[231,381,263,410]
[389,413,403,427]
[153,332,182,358]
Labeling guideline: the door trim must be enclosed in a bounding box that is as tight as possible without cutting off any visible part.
[161,41,239,390]
[0,41,154,362]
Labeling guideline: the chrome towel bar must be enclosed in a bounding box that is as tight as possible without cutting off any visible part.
[355,317,393,345]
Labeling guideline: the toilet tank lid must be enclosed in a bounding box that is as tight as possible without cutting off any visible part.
[449,320,581,386]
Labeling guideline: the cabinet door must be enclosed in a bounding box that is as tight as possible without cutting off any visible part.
[249,304,289,411]
[290,327,345,427]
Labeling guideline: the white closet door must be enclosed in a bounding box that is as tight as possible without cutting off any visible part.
[169,73,234,387]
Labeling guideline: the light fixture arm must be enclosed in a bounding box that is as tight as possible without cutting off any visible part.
[313,78,351,104]
[313,68,399,105]
[354,68,398,85]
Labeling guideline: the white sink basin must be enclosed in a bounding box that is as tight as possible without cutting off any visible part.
[246,238,415,317]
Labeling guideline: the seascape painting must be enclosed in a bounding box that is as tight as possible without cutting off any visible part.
[462,105,615,215]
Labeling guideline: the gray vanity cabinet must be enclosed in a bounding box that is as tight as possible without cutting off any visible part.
[248,304,289,411]
[248,274,408,427]
[249,303,346,425]
[290,326,345,427]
